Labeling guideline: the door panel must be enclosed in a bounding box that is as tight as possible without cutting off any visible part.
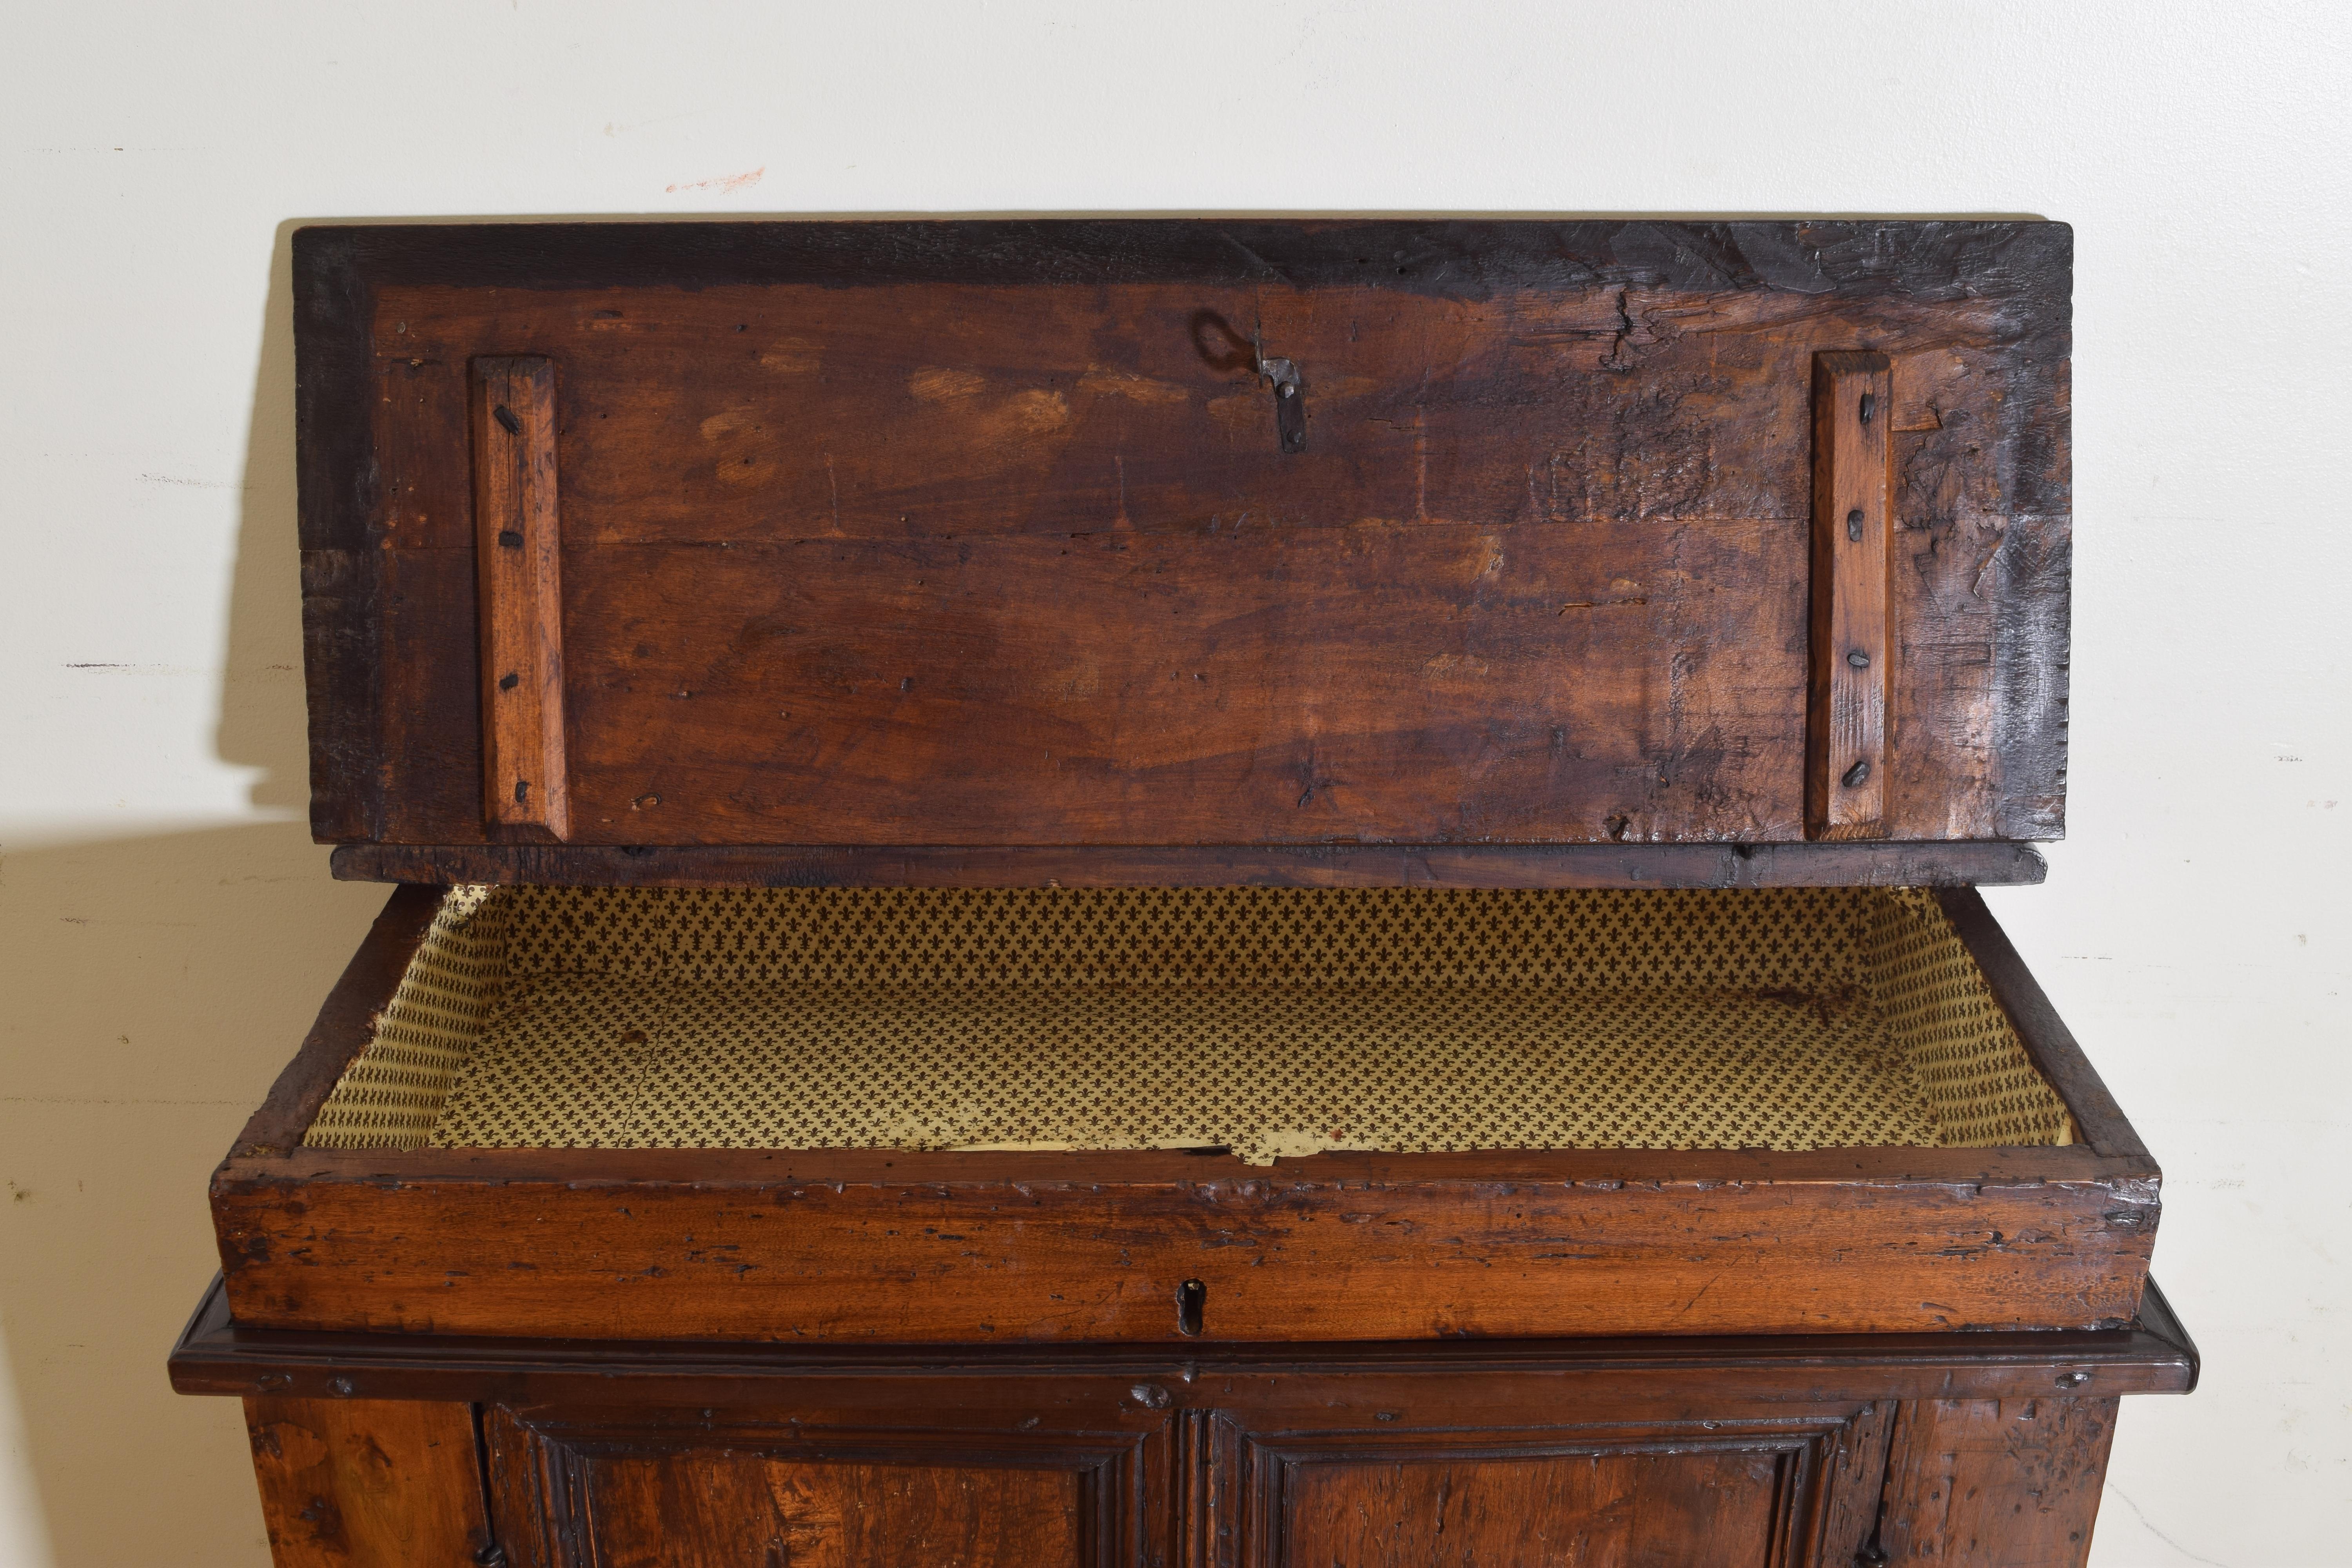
[485,1404,1164,1568]
[581,1452,1083,1568]
[1284,1448,1786,1567]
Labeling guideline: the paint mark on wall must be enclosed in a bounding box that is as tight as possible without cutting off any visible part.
[666,166,765,195]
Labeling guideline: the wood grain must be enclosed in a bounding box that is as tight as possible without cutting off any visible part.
[241,1396,490,1567]
[1810,351,1895,839]
[210,1140,2156,1344]
[169,1273,2204,1408]
[471,356,570,838]
[487,1405,1110,1568]
[294,220,2072,857]
[328,839,2049,888]
[1875,1397,2119,1566]
[1813,1399,1898,1566]
[1278,1447,1784,1566]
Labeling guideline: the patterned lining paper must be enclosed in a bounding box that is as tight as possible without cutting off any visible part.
[303,886,2075,1162]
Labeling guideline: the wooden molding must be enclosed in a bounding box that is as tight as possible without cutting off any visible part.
[470,355,570,839]
[326,839,2050,889]
[1809,350,1896,840]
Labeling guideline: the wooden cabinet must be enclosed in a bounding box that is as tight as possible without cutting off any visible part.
[170,219,2190,1565]
[183,1280,2190,1568]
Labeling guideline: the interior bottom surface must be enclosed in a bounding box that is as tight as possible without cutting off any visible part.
[426,975,1942,1161]
[305,885,2076,1163]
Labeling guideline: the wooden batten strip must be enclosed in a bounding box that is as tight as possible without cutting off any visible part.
[469,356,570,839]
[1809,351,1895,840]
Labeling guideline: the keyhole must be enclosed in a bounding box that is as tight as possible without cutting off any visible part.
[1176,1279,1207,1336]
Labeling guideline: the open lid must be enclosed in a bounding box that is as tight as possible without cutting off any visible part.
[295,220,2069,888]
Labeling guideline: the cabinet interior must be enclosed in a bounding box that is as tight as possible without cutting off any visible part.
[304,885,2074,1163]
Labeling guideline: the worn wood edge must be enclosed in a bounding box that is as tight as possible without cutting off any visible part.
[168,1270,2198,1403]
[325,841,2051,889]
[2132,1278,2200,1393]
[1936,887,2152,1169]
[294,224,384,840]
[210,1137,2150,1195]
[226,884,447,1157]
[292,218,2073,302]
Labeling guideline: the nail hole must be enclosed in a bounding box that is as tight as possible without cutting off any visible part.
[512,779,530,804]
[1858,391,1876,425]
[499,671,520,691]
[1176,1278,1207,1336]
[497,529,524,549]
[493,404,521,435]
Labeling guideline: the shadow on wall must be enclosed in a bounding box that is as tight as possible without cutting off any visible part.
[0,223,390,1568]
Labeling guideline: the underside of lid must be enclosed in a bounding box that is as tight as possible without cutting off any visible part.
[294,219,2071,884]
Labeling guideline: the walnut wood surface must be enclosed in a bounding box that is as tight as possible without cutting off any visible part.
[171,1272,2203,1407]
[1809,351,1895,839]
[489,1405,1109,1568]
[1278,1446,1787,1565]
[470,356,570,839]
[328,838,2050,888]
[210,1139,2156,1344]
[296,220,2071,864]
[1875,1397,2120,1566]
[185,1279,2190,1566]
[241,1396,490,1567]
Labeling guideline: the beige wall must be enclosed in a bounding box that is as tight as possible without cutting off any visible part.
[4,3,2347,1563]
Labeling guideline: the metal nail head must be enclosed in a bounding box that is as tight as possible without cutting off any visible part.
[1847,507,1864,542]
[1847,650,1871,669]
[1841,760,1871,789]
[493,404,521,434]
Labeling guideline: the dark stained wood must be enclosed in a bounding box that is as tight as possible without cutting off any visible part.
[470,356,571,839]
[1938,887,2152,1165]
[1809,351,1895,840]
[230,884,442,1156]
[241,1395,491,1567]
[1814,1398,1898,1566]
[210,1140,2156,1344]
[1875,1397,2119,1566]
[328,839,2049,888]
[296,220,2071,860]
[169,1273,2204,1408]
